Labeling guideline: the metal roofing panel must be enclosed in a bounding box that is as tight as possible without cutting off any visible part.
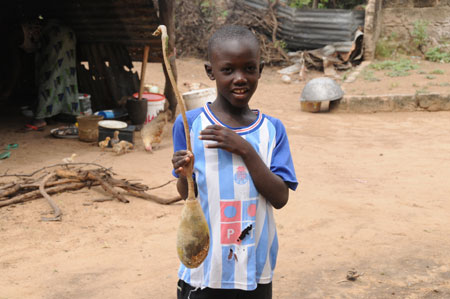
[19,0,161,47]
[244,0,365,50]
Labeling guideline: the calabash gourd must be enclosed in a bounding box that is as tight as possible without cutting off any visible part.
[153,25,210,268]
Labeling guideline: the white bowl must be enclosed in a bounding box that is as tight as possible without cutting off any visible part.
[98,120,128,129]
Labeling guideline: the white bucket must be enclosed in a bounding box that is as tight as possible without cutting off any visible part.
[182,88,216,111]
[133,92,166,124]
[146,99,165,123]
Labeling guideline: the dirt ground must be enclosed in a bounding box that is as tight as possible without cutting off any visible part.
[1,58,450,299]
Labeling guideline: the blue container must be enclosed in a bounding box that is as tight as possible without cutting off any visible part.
[95,109,127,119]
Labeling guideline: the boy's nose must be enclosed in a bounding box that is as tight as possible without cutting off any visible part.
[233,72,247,85]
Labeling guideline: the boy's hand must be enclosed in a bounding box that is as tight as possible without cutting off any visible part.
[199,125,251,156]
[172,150,194,177]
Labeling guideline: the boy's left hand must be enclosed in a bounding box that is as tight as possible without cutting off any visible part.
[199,125,251,156]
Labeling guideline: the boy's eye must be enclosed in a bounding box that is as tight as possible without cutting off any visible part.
[247,66,257,72]
[221,67,232,74]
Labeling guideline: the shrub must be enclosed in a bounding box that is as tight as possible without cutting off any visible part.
[412,20,429,52]
[370,59,419,77]
[425,46,450,63]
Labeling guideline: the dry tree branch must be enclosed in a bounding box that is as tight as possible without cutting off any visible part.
[0,162,114,178]
[39,173,62,222]
[21,178,82,189]
[86,172,129,203]
[267,0,289,61]
[0,183,16,190]
[0,182,88,208]
[0,184,21,198]
[147,179,177,190]
[1,165,181,213]
[122,188,182,205]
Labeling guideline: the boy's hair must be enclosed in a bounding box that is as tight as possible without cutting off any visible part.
[207,25,260,60]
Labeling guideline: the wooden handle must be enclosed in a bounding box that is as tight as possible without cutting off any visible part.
[138,45,150,100]
[154,25,195,200]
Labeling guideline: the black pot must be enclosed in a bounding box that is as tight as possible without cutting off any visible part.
[126,98,147,125]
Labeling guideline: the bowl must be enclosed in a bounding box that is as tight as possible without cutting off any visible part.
[300,77,344,102]
[98,120,128,129]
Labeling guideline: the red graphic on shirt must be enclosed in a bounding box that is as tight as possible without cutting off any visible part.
[221,222,241,244]
[220,201,241,244]
[220,201,241,223]
[247,203,257,217]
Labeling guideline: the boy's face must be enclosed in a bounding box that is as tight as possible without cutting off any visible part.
[205,38,263,109]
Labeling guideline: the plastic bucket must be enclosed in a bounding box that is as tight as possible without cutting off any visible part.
[182,88,216,111]
[133,92,165,124]
[126,98,147,125]
[77,115,104,142]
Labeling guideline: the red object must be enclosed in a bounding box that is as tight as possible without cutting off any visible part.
[25,124,44,131]
[133,92,165,102]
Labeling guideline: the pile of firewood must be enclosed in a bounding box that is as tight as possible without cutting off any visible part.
[0,163,181,221]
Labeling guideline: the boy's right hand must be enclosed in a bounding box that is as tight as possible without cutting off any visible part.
[172,150,194,178]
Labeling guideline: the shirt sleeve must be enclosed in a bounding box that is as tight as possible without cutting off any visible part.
[268,117,298,191]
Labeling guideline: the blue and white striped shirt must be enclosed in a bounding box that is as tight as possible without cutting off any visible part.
[172,103,298,291]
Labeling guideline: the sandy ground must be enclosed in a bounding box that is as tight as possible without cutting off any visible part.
[1,58,450,299]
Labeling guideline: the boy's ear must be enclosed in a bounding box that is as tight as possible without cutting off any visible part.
[259,61,265,78]
[204,63,215,80]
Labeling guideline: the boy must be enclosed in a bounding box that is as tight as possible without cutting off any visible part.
[172,25,298,299]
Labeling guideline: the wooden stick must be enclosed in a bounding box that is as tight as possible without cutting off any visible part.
[139,45,150,100]
[153,25,195,201]
[92,198,114,202]
[147,179,177,190]
[107,177,175,191]
[121,187,182,205]
[39,173,62,222]
[0,162,114,178]
[87,172,129,203]
[106,177,149,191]
[0,183,15,190]
[0,182,88,208]
[55,169,80,179]
[0,184,21,197]
[0,178,82,202]
[20,178,81,189]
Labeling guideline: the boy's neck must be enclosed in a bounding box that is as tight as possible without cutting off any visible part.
[209,100,257,128]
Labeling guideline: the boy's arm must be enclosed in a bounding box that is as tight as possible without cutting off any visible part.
[172,113,199,199]
[200,124,294,209]
[241,146,289,209]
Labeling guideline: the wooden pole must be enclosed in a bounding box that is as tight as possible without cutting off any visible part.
[159,0,177,118]
[138,45,150,100]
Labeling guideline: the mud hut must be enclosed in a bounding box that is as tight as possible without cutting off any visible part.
[0,0,178,117]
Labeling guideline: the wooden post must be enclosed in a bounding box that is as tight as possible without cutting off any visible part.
[138,45,150,100]
[159,0,177,119]
[312,0,319,8]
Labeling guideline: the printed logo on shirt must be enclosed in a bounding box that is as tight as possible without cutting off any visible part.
[234,166,249,185]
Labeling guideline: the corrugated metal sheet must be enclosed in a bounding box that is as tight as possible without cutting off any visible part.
[17,0,162,59]
[244,0,365,50]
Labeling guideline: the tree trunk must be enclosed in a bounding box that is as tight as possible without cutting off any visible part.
[312,0,319,8]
